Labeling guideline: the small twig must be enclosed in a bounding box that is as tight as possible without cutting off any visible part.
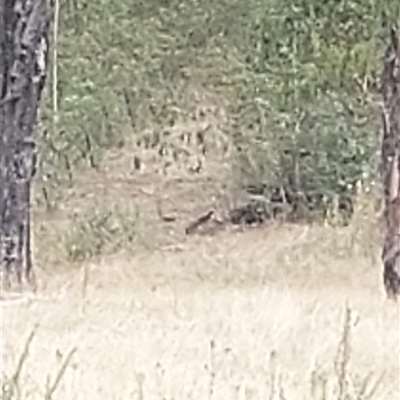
[335,303,353,400]
[44,347,77,400]
[83,131,97,169]
[208,339,216,400]
[185,210,214,234]
[12,324,39,387]
[80,263,89,316]
[268,350,278,400]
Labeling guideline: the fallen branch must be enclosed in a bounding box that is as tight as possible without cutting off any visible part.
[185,210,215,234]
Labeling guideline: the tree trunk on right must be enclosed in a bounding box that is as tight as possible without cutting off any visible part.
[381,26,400,300]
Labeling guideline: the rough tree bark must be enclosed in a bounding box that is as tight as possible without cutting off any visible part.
[0,0,51,290]
[381,26,400,301]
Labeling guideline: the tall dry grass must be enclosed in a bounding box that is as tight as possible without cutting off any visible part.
[2,194,398,399]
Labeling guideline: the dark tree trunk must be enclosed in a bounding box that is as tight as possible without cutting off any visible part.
[381,26,400,300]
[0,0,51,291]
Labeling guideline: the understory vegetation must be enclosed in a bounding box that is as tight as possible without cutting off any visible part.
[38,0,400,222]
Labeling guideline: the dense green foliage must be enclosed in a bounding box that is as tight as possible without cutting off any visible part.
[38,0,400,221]
[233,0,399,220]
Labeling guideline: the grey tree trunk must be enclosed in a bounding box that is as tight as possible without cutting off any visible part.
[0,0,51,291]
[381,26,400,300]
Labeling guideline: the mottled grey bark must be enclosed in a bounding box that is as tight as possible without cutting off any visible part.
[0,0,51,290]
[381,26,400,300]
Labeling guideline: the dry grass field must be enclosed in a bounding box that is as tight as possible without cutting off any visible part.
[1,143,399,400]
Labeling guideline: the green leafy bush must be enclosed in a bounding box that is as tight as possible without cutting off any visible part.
[63,205,139,262]
[231,0,399,221]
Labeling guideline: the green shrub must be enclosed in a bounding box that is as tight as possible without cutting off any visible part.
[63,204,139,262]
[230,0,399,221]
